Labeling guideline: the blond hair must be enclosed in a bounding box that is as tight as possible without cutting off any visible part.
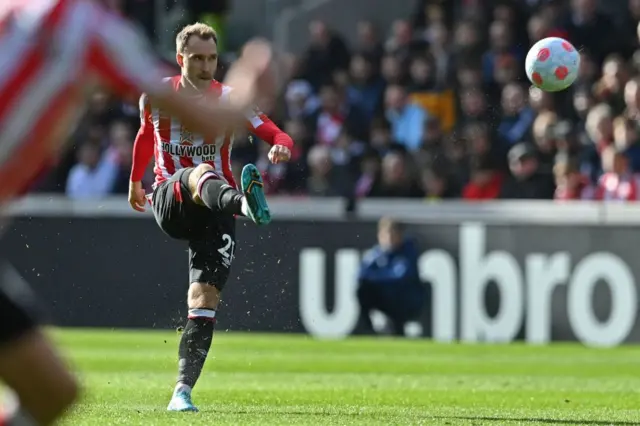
[176,23,218,53]
[613,115,634,132]
[533,111,558,141]
[378,217,403,234]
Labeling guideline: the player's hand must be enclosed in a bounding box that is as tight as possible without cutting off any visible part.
[128,181,147,213]
[224,39,277,109]
[268,145,291,164]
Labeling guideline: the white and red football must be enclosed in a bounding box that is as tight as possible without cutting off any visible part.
[525,37,580,92]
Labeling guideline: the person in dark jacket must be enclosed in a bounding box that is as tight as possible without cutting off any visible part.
[500,143,556,199]
[356,218,425,336]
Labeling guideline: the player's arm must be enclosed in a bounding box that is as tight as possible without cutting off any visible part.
[86,3,273,137]
[131,93,154,183]
[244,107,294,164]
[127,93,155,212]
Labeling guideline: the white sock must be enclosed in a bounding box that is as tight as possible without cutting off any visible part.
[174,383,192,395]
[240,197,249,217]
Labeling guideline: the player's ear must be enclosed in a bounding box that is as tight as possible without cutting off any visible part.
[176,53,184,68]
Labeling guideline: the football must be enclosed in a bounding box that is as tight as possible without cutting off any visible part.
[525,37,580,92]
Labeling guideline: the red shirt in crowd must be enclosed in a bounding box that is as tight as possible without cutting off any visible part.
[462,173,504,200]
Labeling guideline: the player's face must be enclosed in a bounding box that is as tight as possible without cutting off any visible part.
[378,227,402,251]
[180,36,218,89]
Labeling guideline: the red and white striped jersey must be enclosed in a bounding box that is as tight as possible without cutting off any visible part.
[0,0,167,202]
[134,75,294,190]
[595,172,640,201]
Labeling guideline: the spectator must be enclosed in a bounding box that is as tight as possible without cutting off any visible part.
[582,103,615,180]
[572,85,597,145]
[347,54,385,120]
[463,121,505,171]
[408,54,438,93]
[491,0,529,50]
[369,117,397,154]
[381,54,407,86]
[283,80,319,120]
[463,156,504,201]
[564,0,618,65]
[408,54,457,132]
[458,87,492,130]
[623,0,640,58]
[354,149,382,198]
[577,51,600,87]
[355,21,384,64]
[370,151,423,198]
[426,21,454,89]
[500,143,555,199]
[356,217,425,336]
[498,83,536,147]
[333,129,366,175]
[554,120,581,158]
[531,111,559,174]
[482,20,522,85]
[452,20,483,63]
[65,141,120,200]
[593,54,629,114]
[594,146,640,201]
[456,60,483,90]
[527,13,551,43]
[416,116,446,163]
[385,19,423,64]
[528,87,555,115]
[492,54,521,89]
[421,165,459,200]
[107,120,134,194]
[384,85,429,152]
[623,77,640,121]
[554,156,594,200]
[412,0,455,31]
[307,84,369,146]
[300,20,351,91]
[306,145,350,197]
[613,116,640,172]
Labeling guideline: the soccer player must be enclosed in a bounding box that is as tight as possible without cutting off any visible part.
[0,1,279,424]
[128,22,294,413]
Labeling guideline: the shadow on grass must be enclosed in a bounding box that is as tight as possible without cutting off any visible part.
[433,416,638,425]
[195,409,638,425]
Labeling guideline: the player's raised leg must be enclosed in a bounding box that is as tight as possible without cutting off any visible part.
[187,163,271,225]
[240,163,271,225]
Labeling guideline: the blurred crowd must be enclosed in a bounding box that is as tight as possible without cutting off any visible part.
[36,0,640,202]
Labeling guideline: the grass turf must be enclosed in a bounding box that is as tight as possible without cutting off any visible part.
[49,328,640,425]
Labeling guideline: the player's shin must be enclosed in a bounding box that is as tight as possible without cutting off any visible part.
[176,309,216,392]
[196,172,245,216]
[1,408,40,426]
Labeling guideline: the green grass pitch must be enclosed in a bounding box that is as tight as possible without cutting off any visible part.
[50,328,639,425]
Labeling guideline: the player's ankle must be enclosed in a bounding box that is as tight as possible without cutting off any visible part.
[174,383,192,394]
[240,197,249,217]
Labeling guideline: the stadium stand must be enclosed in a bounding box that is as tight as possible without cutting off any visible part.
[33,0,640,202]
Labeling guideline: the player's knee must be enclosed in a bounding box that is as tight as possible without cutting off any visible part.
[188,282,220,309]
[188,164,215,194]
